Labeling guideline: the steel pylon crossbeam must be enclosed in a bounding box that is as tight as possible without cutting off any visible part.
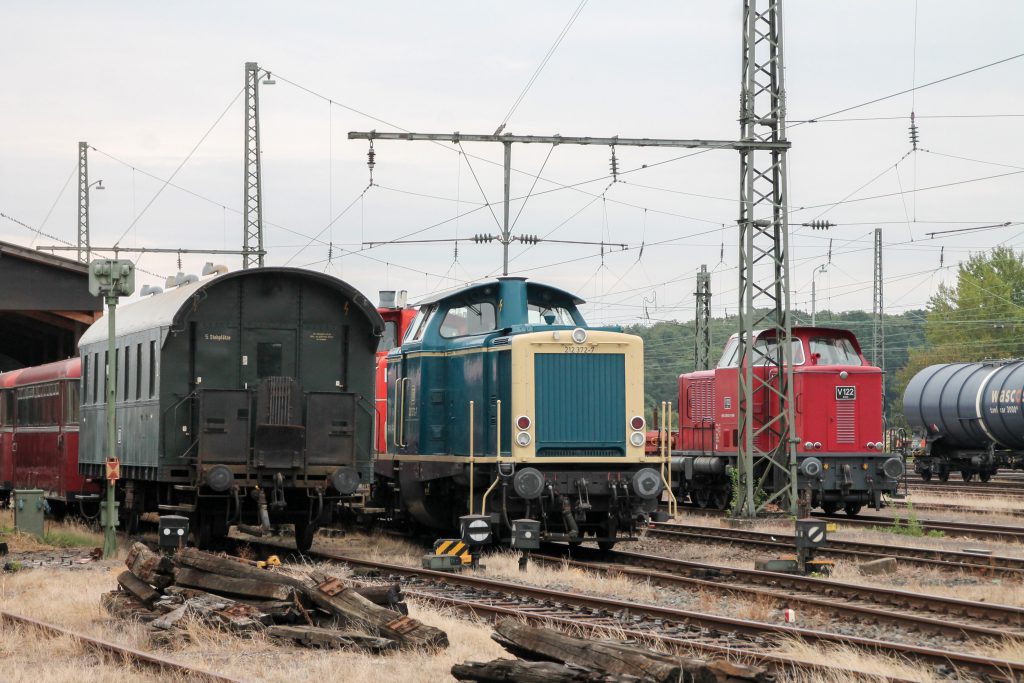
[694,265,712,371]
[243,62,264,269]
[77,142,90,263]
[735,0,798,517]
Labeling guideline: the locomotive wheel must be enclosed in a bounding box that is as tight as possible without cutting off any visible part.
[843,503,862,517]
[961,470,974,483]
[920,470,932,482]
[711,490,730,510]
[693,489,711,508]
[294,520,316,553]
[821,501,839,515]
[980,471,992,483]
[937,470,949,483]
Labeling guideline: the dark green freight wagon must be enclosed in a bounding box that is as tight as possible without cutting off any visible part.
[78,267,383,550]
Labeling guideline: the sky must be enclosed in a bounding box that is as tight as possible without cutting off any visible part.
[3,1,1023,336]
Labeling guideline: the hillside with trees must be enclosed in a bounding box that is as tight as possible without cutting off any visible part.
[628,248,1024,428]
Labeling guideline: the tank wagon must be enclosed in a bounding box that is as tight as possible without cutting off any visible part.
[77,267,383,549]
[0,358,100,512]
[660,327,903,515]
[904,361,1024,482]
[376,277,664,549]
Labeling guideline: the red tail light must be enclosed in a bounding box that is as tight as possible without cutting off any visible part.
[516,415,531,430]
[630,415,645,431]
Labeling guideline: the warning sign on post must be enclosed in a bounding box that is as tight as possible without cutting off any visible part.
[106,458,120,482]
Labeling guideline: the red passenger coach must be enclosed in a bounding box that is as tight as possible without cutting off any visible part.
[375,291,416,454]
[0,358,99,514]
[662,327,901,514]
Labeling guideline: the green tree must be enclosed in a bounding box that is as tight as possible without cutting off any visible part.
[893,247,1024,416]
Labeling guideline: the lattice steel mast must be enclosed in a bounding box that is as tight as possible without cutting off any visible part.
[243,62,265,269]
[78,141,90,263]
[872,227,885,415]
[694,264,712,371]
[735,0,798,516]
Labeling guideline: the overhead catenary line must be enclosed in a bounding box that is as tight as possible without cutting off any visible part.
[495,0,588,133]
[111,88,244,247]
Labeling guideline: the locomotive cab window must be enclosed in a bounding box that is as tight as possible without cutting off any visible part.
[809,337,862,366]
[378,320,399,352]
[752,338,805,366]
[404,305,433,343]
[527,304,576,326]
[257,342,284,378]
[439,301,496,338]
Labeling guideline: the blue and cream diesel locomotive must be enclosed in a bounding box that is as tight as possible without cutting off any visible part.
[376,277,664,549]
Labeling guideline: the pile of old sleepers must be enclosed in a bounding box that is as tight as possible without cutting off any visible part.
[102,542,448,652]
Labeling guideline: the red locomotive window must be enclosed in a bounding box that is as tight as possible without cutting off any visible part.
[377,320,399,353]
[809,337,862,366]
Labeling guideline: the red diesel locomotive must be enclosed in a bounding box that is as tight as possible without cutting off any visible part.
[0,358,100,513]
[654,326,904,514]
[374,291,416,454]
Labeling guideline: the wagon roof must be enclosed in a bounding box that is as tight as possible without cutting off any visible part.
[78,267,383,348]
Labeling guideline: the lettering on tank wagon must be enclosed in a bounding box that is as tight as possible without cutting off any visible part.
[991,388,1023,415]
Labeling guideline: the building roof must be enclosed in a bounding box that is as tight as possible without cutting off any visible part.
[0,241,91,275]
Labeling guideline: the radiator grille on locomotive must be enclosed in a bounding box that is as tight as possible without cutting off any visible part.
[835,401,856,444]
[534,353,626,455]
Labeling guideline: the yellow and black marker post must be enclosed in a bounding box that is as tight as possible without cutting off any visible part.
[434,539,474,566]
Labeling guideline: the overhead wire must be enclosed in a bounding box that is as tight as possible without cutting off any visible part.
[111,87,244,247]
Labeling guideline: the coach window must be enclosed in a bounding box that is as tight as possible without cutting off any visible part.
[149,340,156,398]
[0,390,10,426]
[82,355,90,404]
[257,342,283,378]
[66,381,79,424]
[136,343,143,399]
[440,301,496,338]
[123,346,131,401]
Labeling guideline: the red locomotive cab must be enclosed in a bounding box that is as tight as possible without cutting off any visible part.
[679,329,883,458]
[375,291,416,454]
[4,358,98,515]
[791,328,883,455]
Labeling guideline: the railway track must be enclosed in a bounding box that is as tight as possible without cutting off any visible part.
[237,539,1023,682]
[647,521,1024,577]
[814,511,1024,543]
[0,609,243,682]
[909,482,1024,497]
[543,544,1024,633]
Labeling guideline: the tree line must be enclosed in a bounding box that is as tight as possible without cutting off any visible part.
[625,247,1024,428]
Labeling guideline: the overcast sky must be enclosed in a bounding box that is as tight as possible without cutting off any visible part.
[3,1,1023,339]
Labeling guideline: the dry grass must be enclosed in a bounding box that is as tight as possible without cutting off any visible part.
[0,509,104,553]
[0,560,509,683]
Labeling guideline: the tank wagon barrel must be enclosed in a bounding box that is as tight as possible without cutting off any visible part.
[904,361,1024,481]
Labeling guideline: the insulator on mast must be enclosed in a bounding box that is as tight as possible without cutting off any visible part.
[609,145,619,182]
[801,220,835,230]
[909,111,919,150]
[367,140,376,185]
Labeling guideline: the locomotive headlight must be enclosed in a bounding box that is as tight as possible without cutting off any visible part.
[813,442,822,450]
[630,415,645,431]
[571,328,588,344]
[865,442,875,450]
[331,466,360,495]
[629,431,646,447]
[839,371,849,379]
[874,441,884,451]
[516,415,532,430]
[804,441,813,450]
[516,431,532,447]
